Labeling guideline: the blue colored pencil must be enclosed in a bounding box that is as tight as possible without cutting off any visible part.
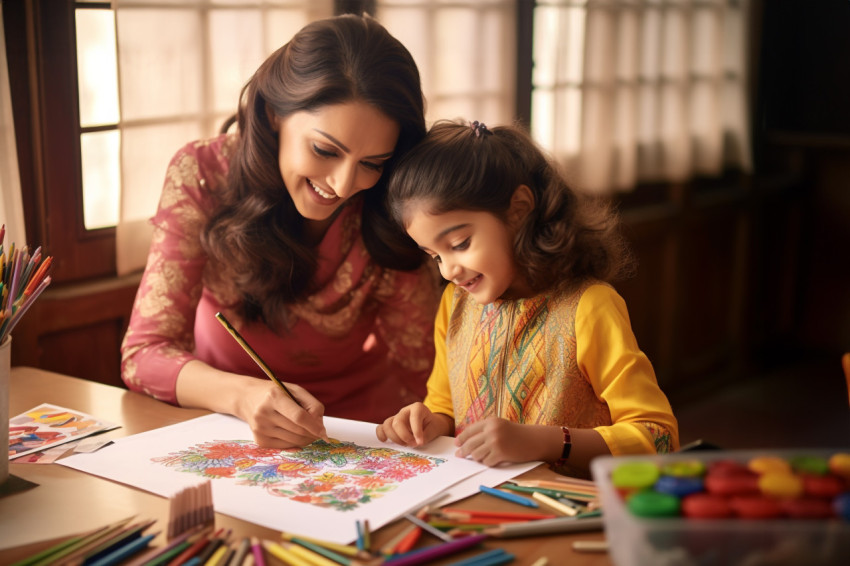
[478,485,539,508]
[447,548,515,566]
[87,533,157,566]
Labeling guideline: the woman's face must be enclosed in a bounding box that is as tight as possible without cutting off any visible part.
[275,101,400,230]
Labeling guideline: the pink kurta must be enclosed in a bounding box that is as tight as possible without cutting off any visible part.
[121,134,440,423]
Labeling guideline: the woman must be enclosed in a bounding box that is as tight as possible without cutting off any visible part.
[121,15,440,449]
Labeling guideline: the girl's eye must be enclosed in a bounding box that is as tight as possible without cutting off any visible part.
[432,255,442,264]
[452,238,470,251]
[312,144,336,158]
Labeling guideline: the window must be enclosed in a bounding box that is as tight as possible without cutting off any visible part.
[4,0,528,282]
[530,0,750,193]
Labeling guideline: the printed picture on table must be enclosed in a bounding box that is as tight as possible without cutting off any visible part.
[8,403,120,459]
[152,438,447,511]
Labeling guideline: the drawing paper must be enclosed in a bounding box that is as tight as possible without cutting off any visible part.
[60,413,532,542]
[8,403,119,460]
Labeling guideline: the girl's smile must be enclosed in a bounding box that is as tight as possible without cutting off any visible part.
[404,204,530,304]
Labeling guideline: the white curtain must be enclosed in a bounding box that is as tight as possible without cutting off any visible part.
[113,1,333,275]
[532,0,752,194]
[0,6,26,248]
[377,1,517,127]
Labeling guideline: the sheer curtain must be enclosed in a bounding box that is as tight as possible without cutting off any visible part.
[532,0,752,194]
[0,7,26,248]
[113,0,515,274]
[113,1,333,275]
[377,0,517,126]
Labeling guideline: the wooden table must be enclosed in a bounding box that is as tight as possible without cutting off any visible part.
[2,367,612,565]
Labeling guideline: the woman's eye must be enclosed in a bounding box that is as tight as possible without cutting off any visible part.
[432,255,442,264]
[452,238,470,251]
[361,161,384,172]
[312,144,336,158]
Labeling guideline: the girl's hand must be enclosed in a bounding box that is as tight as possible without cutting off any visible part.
[376,402,446,447]
[240,379,327,448]
[454,417,541,467]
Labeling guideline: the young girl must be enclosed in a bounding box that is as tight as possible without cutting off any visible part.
[375,120,679,477]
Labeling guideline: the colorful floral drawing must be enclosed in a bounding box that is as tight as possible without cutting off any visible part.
[152,439,447,511]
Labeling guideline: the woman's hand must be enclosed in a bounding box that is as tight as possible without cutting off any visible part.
[239,379,327,449]
[376,402,451,447]
[455,418,550,467]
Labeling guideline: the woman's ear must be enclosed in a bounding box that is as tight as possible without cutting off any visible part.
[507,184,535,228]
[266,103,279,132]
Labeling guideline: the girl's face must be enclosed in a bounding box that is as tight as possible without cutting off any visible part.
[276,101,400,233]
[404,202,532,304]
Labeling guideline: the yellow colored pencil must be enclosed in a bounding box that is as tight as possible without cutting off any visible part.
[280,533,363,558]
[283,542,340,566]
[204,545,229,566]
[532,491,579,516]
[263,542,313,566]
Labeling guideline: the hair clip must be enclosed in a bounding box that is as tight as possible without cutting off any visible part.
[470,120,492,138]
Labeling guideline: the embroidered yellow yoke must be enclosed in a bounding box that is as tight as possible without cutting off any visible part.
[424,281,679,462]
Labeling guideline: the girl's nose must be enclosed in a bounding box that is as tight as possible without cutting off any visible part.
[439,259,461,282]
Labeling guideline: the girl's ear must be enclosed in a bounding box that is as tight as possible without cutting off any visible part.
[507,184,535,229]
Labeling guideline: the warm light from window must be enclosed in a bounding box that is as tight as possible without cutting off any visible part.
[75,7,121,230]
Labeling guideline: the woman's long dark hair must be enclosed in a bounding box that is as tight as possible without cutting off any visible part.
[388,120,634,295]
[202,15,427,328]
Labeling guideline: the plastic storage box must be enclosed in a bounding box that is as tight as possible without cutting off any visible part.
[590,449,850,566]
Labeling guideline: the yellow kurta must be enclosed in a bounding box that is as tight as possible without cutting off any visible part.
[424,281,679,473]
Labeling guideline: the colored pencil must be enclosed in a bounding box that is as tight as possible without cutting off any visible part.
[227,538,251,566]
[402,513,453,542]
[123,523,211,566]
[87,533,158,566]
[79,519,158,564]
[531,491,578,516]
[483,515,604,538]
[204,546,229,566]
[500,483,596,503]
[508,478,597,494]
[168,530,213,565]
[194,530,229,566]
[382,534,487,566]
[391,524,422,555]
[282,541,341,566]
[27,518,133,566]
[250,538,265,566]
[9,526,106,566]
[0,230,53,344]
[280,533,367,559]
[215,312,300,406]
[289,537,352,565]
[263,542,312,566]
[446,548,514,566]
[438,508,556,521]
[478,485,538,508]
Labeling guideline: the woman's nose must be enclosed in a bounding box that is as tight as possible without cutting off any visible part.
[329,162,358,199]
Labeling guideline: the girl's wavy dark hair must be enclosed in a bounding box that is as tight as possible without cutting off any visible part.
[388,119,635,295]
[201,15,427,328]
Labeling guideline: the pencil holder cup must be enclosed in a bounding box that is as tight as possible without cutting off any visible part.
[1,335,10,484]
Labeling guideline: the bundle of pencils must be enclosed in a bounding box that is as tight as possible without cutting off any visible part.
[0,225,53,344]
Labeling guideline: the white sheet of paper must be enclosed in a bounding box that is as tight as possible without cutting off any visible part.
[60,413,537,543]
